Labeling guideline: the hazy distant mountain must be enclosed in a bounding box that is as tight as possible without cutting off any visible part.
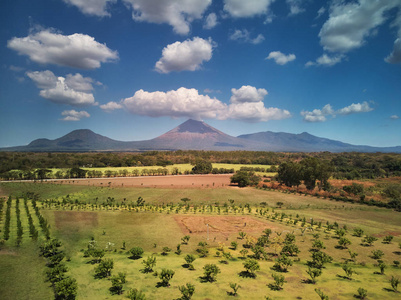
[1,119,400,152]
[237,131,401,153]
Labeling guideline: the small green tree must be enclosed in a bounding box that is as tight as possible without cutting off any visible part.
[203,264,220,282]
[371,249,384,259]
[362,235,377,246]
[242,258,260,277]
[272,255,293,272]
[142,256,156,273]
[280,243,300,256]
[161,246,171,256]
[126,288,146,300]
[184,254,196,270]
[378,262,386,275]
[159,269,175,287]
[179,283,195,300]
[268,273,285,291]
[181,235,190,244]
[383,235,394,244]
[315,288,329,300]
[230,241,238,250]
[337,237,351,249]
[94,259,114,278]
[342,264,355,280]
[129,247,144,259]
[348,249,358,262]
[353,228,364,237]
[240,249,248,258]
[110,272,126,295]
[229,283,241,296]
[356,287,367,299]
[54,277,78,300]
[306,267,322,284]
[238,231,246,239]
[390,276,399,292]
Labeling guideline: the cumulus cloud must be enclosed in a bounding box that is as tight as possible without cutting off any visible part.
[204,13,218,29]
[319,0,399,53]
[286,0,305,16]
[337,101,374,115]
[224,102,291,122]
[229,29,265,44]
[390,115,400,120]
[301,102,373,122]
[266,51,296,65]
[7,29,118,69]
[316,7,326,19]
[305,53,344,67]
[62,0,116,17]
[224,0,275,18]
[100,101,123,112]
[26,70,97,106]
[119,86,290,122]
[122,87,226,120]
[60,110,90,121]
[123,0,211,35]
[230,85,268,103]
[155,37,215,73]
[301,104,334,122]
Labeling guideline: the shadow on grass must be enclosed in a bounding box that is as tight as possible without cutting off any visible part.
[301,279,315,284]
[239,271,256,278]
[383,287,398,293]
[393,251,401,255]
[336,274,352,280]
[199,276,215,283]
[109,287,123,295]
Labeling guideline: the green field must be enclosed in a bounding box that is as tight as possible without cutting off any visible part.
[1,182,400,299]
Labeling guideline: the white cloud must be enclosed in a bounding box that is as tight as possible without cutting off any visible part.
[9,65,24,72]
[390,115,399,120]
[316,7,326,19]
[204,13,218,29]
[65,73,96,92]
[337,101,373,115]
[224,102,291,122]
[120,86,290,122]
[60,110,90,121]
[229,29,265,44]
[224,0,275,18]
[122,87,226,120]
[62,0,116,17]
[26,70,58,89]
[266,51,296,65]
[155,37,215,73]
[286,0,305,16]
[301,102,373,122]
[319,0,400,53]
[100,101,123,112]
[123,0,211,35]
[385,38,401,64]
[27,70,97,106]
[305,53,344,67]
[7,29,118,69]
[301,104,334,122]
[230,85,268,104]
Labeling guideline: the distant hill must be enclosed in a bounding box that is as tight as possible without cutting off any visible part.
[237,131,401,153]
[1,119,400,152]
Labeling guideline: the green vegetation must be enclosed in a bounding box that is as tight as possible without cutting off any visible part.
[1,176,401,299]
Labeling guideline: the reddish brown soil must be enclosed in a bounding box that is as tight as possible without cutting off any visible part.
[174,215,275,239]
[46,174,233,188]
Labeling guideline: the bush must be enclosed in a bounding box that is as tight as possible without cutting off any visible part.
[54,277,78,300]
[203,264,220,282]
[129,247,144,259]
[127,288,146,300]
[94,259,113,278]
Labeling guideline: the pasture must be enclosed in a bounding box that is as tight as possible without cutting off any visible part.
[0,178,400,300]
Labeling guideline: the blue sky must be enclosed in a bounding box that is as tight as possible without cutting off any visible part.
[0,0,400,148]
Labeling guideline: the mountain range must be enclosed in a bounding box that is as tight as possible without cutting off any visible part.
[2,119,400,153]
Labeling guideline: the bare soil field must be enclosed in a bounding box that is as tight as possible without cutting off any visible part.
[174,215,276,240]
[45,174,232,188]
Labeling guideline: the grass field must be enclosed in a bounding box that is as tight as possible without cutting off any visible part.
[0,180,400,299]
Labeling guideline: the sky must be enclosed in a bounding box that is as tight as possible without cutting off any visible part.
[0,0,400,148]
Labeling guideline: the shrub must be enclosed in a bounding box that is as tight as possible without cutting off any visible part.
[268,273,285,291]
[203,264,220,282]
[94,259,113,278]
[242,259,260,277]
[159,269,175,287]
[126,288,146,300]
[390,276,399,292]
[142,256,156,273]
[179,283,195,300]
[371,249,384,259]
[356,287,367,299]
[54,277,78,300]
[129,247,144,259]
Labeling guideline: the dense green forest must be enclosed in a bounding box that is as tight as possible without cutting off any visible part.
[1,151,401,180]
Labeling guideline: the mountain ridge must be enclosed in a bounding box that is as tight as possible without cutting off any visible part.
[1,119,400,153]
